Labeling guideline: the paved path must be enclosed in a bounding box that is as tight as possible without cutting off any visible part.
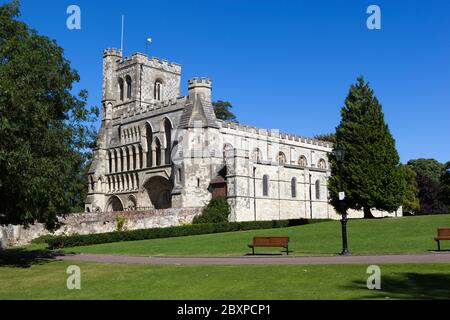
[55,253,450,265]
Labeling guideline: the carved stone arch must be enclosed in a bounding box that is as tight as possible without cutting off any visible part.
[152,136,162,166]
[277,152,287,165]
[252,148,263,162]
[106,196,124,212]
[298,155,308,167]
[318,158,327,170]
[126,195,137,211]
[160,117,173,164]
[143,176,173,209]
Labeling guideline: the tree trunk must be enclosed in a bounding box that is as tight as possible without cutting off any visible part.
[363,207,375,219]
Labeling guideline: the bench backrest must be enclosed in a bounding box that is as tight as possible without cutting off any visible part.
[437,228,450,237]
[253,237,289,246]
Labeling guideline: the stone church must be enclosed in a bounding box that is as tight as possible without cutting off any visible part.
[85,48,401,221]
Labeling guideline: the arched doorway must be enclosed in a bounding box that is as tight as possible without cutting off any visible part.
[106,196,124,212]
[144,176,172,209]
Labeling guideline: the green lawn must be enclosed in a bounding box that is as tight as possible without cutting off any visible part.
[59,214,450,256]
[0,256,449,300]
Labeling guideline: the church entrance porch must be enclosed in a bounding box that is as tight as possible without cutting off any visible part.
[144,176,173,209]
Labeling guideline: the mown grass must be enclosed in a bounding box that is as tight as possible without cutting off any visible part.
[0,257,449,300]
[57,214,450,256]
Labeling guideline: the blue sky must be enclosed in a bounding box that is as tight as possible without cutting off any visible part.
[7,0,450,163]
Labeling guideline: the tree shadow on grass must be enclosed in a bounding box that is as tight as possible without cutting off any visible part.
[344,272,450,300]
[0,248,63,269]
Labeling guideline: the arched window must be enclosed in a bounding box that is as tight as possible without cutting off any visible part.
[291,178,297,198]
[145,123,153,168]
[126,148,130,171]
[132,146,137,170]
[298,156,308,167]
[126,75,132,99]
[278,152,287,165]
[108,151,112,173]
[118,78,124,101]
[90,176,95,192]
[252,148,262,163]
[114,150,118,173]
[154,137,162,166]
[119,149,124,172]
[154,80,163,101]
[263,175,269,197]
[163,118,172,165]
[177,168,183,184]
[97,178,102,192]
[315,180,321,200]
[318,159,327,170]
[139,146,143,169]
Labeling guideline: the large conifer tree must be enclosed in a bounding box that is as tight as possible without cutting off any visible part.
[328,77,405,218]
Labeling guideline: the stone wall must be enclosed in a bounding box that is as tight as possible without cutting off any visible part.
[0,207,203,249]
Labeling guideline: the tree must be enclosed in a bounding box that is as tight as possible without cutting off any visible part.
[328,77,405,219]
[0,1,98,228]
[314,133,336,144]
[407,159,448,214]
[212,100,237,122]
[407,159,444,185]
[400,165,420,214]
[439,162,450,209]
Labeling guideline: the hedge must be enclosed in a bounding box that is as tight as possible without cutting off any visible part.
[46,218,331,249]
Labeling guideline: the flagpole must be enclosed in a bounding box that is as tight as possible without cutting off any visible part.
[120,15,124,54]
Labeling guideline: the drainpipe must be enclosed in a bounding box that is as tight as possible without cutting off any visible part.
[253,165,257,221]
[309,173,313,219]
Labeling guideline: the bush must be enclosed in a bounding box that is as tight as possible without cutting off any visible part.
[193,197,230,224]
[46,218,331,249]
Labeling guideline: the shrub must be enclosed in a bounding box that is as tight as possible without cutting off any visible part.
[115,213,127,232]
[45,218,331,249]
[193,197,230,224]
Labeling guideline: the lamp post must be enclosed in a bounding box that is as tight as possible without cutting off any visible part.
[335,145,349,256]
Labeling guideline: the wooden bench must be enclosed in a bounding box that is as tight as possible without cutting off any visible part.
[248,237,290,255]
[435,228,450,251]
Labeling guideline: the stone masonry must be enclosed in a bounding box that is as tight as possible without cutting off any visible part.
[85,47,402,222]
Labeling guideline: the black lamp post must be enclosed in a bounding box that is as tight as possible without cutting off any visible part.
[335,145,349,256]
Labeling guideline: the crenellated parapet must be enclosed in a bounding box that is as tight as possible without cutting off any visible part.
[120,97,187,121]
[118,52,181,75]
[103,48,123,58]
[219,120,333,149]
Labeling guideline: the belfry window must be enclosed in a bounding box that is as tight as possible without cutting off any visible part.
[154,80,163,101]
[118,78,124,101]
[126,75,132,99]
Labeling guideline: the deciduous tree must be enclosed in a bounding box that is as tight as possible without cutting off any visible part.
[0,1,98,228]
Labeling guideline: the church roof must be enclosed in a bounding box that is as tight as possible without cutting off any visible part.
[179,96,219,129]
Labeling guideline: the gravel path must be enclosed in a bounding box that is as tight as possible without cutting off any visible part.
[55,252,450,265]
